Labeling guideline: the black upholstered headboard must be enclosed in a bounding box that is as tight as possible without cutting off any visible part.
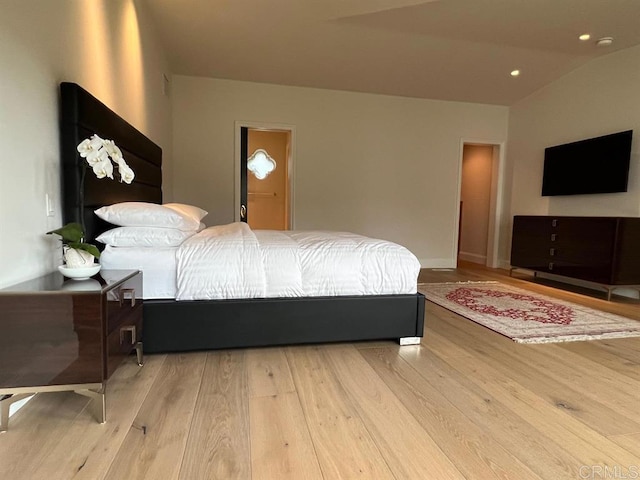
[60,82,163,243]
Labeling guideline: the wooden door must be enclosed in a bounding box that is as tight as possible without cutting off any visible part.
[238,125,293,229]
[246,130,289,230]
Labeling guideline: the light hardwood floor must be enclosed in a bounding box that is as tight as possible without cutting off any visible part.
[1,262,639,479]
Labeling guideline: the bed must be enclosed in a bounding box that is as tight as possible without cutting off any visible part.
[59,82,425,353]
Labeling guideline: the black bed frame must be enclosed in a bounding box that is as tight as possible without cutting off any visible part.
[60,82,425,353]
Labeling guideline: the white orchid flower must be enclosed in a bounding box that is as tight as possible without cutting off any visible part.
[103,139,123,163]
[76,138,92,156]
[78,135,105,164]
[85,147,107,167]
[92,157,114,179]
[74,135,135,240]
[118,161,135,184]
[77,134,134,184]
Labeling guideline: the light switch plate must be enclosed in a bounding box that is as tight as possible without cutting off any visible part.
[45,193,54,217]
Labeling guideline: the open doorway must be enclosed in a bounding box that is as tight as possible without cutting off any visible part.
[457,142,503,268]
[235,122,296,229]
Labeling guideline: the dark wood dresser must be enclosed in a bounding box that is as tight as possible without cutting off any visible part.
[511,216,640,299]
[0,269,143,431]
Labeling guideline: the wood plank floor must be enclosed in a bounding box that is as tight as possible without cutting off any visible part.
[1,262,639,479]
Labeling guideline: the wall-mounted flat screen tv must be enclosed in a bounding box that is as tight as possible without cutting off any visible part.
[541,130,633,196]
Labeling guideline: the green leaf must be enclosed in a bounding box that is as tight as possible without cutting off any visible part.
[67,242,101,259]
[46,223,85,243]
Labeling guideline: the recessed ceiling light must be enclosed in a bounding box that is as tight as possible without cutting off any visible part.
[596,36,614,47]
[579,34,591,41]
[510,70,520,77]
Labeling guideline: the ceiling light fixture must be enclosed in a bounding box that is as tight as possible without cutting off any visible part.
[596,37,614,47]
[578,34,591,41]
[510,70,520,77]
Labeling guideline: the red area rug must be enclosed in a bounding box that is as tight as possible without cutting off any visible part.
[418,282,640,343]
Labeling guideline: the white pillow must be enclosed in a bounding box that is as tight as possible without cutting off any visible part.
[96,226,197,247]
[95,202,201,231]
[163,203,208,222]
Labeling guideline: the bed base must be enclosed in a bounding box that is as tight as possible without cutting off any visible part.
[143,293,425,353]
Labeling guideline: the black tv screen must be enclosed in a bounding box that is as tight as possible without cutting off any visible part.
[541,130,633,196]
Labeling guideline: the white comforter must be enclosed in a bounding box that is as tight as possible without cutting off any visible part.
[175,222,419,300]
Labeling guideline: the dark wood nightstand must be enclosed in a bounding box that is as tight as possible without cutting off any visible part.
[0,269,143,432]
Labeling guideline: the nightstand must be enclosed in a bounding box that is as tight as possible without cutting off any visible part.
[0,269,143,432]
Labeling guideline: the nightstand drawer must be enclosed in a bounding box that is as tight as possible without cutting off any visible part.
[105,306,142,378]
[106,274,142,333]
[0,294,103,387]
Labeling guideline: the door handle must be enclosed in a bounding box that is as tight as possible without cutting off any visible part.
[240,204,247,220]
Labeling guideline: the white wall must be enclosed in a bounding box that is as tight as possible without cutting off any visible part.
[505,45,640,297]
[0,0,172,288]
[507,45,640,260]
[172,76,509,267]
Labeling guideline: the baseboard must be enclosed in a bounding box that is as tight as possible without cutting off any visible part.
[458,251,487,264]
[498,259,511,270]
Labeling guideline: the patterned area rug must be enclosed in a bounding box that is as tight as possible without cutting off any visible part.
[418,281,640,344]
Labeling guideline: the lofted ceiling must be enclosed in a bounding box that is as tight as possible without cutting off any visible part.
[142,0,640,105]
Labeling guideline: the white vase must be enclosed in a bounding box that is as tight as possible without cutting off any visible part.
[64,247,96,268]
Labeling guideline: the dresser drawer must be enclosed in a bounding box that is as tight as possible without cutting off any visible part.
[510,216,553,268]
[552,217,616,263]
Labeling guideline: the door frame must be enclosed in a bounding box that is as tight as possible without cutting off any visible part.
[234,121,297,228]
[455,138,506,268]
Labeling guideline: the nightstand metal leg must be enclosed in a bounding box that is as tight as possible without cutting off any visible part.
[0,393,31,433]
[75,384,106,424]
[135,341,144,366]
[1,384,105,430]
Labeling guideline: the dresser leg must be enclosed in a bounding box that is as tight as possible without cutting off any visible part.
[135,341,144,367]
[75,385,106,424]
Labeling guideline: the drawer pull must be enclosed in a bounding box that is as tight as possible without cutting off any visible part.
[548,262,554,271]
[551,219,558,227]
[119,288,136,307]
[551,234,557,241]
[549,248,555,256]
[120,325,136,346]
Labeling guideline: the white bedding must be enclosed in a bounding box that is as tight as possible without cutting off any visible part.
[101,222,420,300]
[176,222,420,300]
[100,245,177,299]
